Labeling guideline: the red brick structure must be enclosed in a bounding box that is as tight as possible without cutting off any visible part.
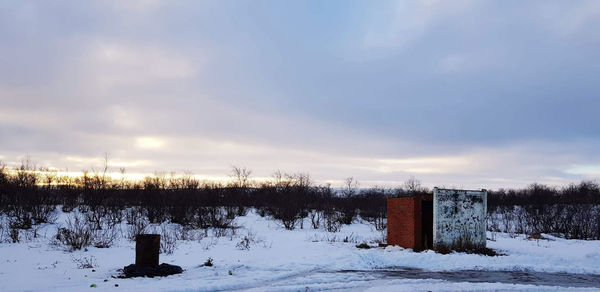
[387,194,433,250]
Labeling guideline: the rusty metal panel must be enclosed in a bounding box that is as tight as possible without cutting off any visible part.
[433,188,487,249]
[136,234,160,267]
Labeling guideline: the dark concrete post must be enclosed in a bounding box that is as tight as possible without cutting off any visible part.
[136,234,160,267]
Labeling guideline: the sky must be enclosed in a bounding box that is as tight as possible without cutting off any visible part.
[1,0,600,189]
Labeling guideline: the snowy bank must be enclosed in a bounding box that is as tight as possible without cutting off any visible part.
[1,210,599,291]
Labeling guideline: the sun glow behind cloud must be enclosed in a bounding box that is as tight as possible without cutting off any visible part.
[65,155,152,168]
[4,168,238,186]
[0,138,596,189]
[136,137,165,149]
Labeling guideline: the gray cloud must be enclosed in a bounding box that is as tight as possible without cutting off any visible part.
[1,0,599,188]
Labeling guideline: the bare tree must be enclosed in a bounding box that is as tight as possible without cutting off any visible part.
[0,161,7,186]
[102,152,109,188]
[119,167,126,189]
[404,176,422,193]
[288,172,312,188]
[310,210,322,229]
[15,157,37,188]
[341,177,359,197]
[272,170,285,188]
[230,166,252,188]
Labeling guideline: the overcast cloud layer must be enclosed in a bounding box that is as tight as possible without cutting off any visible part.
[1,0,599,189]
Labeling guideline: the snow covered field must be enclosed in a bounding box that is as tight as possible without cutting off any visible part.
[1,210,600,291]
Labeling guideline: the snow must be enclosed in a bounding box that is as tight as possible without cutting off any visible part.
[1,210,600,291]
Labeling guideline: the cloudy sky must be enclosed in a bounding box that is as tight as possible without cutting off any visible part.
[1,0,599,189]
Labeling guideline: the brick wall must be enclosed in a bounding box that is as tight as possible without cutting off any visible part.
[387,197,421,248]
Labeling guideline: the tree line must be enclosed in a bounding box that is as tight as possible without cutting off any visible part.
[1,160,599,241]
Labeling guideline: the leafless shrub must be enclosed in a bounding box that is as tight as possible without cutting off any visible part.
[201,237,219,250]
[10,225,19,243]
[92,227,118,248]
[160,225,178,254]
[235,230,260,250]
[257,207,268,217]
[435,233,500,256]
[375,229,387,244]
[125,207,146,225]
[310,210,322,229]
[342,233,358,243]
[56,213,92,250]
[267,172,313,230]
[105,206,124,228]
[30,204,57,224]
[72,255,98,269]
[174,225,204,241]
[127,218,149,241]
[514,207,528,235]
[7,207,33,230]
[323,210,342,232]
[308,232,359,243]
[371,216,387,231]
[225,206,238,220]
[0,219,9,243]
[212,227,234,238]
[488,204,600,240]
[277,212,299,230]
[206,207,236,229]
[362,208,387,231]
[269,201,306,230]
[81,205,109,230]
[499,207,515,236]
[236,236,251,250]
[487,213,499,241]
[23,225,42,241]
